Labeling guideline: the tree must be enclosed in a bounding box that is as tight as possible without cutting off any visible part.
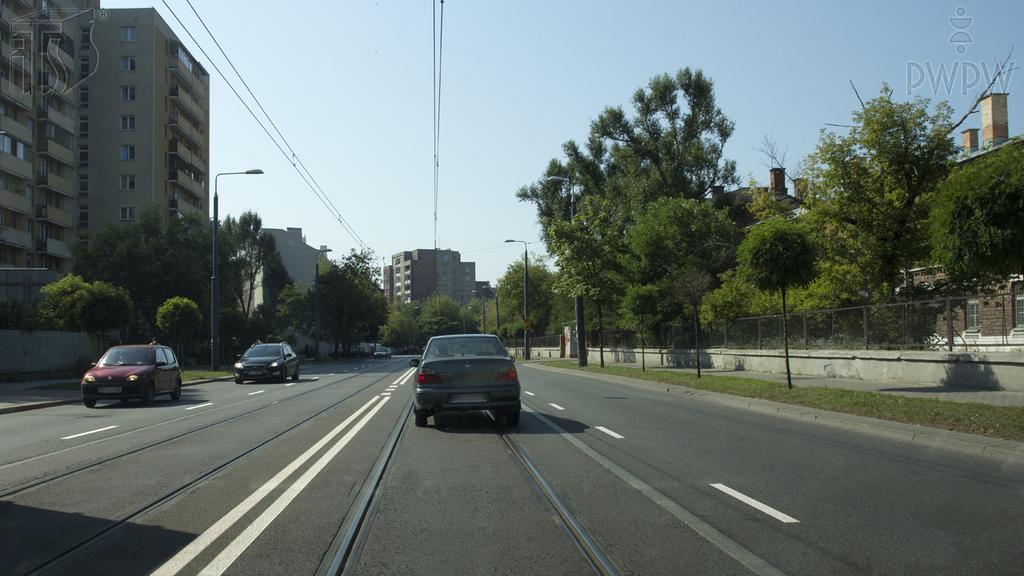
[930,143,1024,288]
[310,249,388,354]
[619,284,660,371]
[417,294,462,339]
[379,300,420,349]
[78,282,134,348]
[494,256,558,339]
[738,218,818,388]
[674,269,713,378]
[38,274,90,332]
[222,211,281,318]
[157,297,203,364]
[803,84,959,298]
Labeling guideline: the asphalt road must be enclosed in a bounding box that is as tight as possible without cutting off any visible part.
[1,359,1022,575]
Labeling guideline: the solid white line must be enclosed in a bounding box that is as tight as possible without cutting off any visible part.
[151,396,382,576]
[596,426,624,439]
[711,484,799,523]
[549,403,565,411]
[524,391,535,396]
[61,425,118,440]
[197,397,391,576]
[186,403,213,411]
[247,391,264,396]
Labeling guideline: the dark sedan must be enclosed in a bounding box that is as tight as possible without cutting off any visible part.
[81,345,182,408]
[234,342,300,383]
[409,334,521,427]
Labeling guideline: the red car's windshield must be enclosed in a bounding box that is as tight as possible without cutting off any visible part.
[98,348,156,366]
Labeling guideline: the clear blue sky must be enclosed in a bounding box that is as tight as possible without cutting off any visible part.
[102,0,1023,284]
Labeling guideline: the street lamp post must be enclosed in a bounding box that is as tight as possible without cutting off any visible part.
[547,176,586,367]
[504,239,529,359]
[314,246,332,362]
[473,289,488,334]
[211,169,263,370]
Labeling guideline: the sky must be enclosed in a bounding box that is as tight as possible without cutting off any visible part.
[100,0,1023,285]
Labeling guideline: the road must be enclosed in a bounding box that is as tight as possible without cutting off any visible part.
[1,358,1022,575]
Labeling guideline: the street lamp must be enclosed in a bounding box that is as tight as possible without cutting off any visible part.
[547,176,587,367]
[211,169,263,370]
[473,289,488,335]
[505,239,530,359]
[315,245,332,362]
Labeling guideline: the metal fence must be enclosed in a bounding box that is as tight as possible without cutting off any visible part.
[514,291,1024,353]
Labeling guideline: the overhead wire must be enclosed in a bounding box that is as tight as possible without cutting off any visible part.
[160,0,369,251]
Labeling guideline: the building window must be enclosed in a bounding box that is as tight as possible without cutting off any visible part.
[80,28,90,49]
[1014,283,1024,328]
[120,175,135,190]
[78,116,88,138]
[121,115,135,130]
[78,207,87,228]
[121,57,136,72]
[120,205,135,220]
[79,86,88,108]
[120,145,135,160]
[78,145,88,167]
[442,255,448,261]
[78,175,88,197]
[966,299,980,331]
[79,57,89,78]
[121,27,136,42]
[121,86,135,101]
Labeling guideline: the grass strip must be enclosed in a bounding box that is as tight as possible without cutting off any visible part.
[541,362,1024,443]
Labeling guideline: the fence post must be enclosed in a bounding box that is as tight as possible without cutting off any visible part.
[946,298,953,352]
[803,312,808,349]
[757,317,762,350]
[863,305,869,350]
[724,322,728,348]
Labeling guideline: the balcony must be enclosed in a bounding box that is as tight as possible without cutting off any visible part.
[0,225,31,249]
[0,77,32,111]
[169,139,204,174]
[44,40,74,74]
[0,188,31,214]
[38,106,75,134]
[169,55,206,101]
[170,196,203,219]
[0,114,32,143]
[0,153,32,180]
[36,237,73,260]
[169,112,205,149]
[37,71,73,104]
[36,204,74,229]
[37,138,74,166]
[169,168,203,198]
[37,172,73,198]
[170,85,204,124]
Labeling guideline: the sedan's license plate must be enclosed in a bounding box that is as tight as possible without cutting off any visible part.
[245,370,262,376]
[450,392,488,404]
[98,387,121,393]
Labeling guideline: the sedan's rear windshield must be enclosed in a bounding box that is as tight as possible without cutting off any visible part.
[99,348,155,366]
[425,338,506,358]
[243,344,283,357]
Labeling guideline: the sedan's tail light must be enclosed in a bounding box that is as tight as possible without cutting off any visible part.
[494,365,517,382]
[417,368,442,384]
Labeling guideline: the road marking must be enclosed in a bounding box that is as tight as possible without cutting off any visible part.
[596,426,624,439]
[247,390,264,396]
[152,396,385,576]
[186,403,213,411]
[62,425,118,440]
[381,393,391,396]
[549,403,565,411]
[524,391,535,396]
[711,484,799,523]
[285,383,296,387]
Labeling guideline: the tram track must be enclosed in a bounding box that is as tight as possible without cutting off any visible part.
[11,366,408,576]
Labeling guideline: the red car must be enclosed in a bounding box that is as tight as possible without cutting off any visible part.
[81,345,182,408]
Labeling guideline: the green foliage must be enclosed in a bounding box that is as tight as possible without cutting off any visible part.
[930,142,1024,286]
[494,256,560,338]
[803,85,959,297]
[157,297,202,359]
[38,274,90,332]
[738,218,819,295]
[221,211,287,318]
[379,300,420,348]
[0,299,40,331]
[417,294,463,339]
[78,282,134,339]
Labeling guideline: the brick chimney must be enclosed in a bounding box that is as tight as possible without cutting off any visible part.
[961,128,979,154]
[980,93,1009,147]
[769,167,786,197]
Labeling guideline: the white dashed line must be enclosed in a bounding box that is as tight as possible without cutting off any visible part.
[62,425,118,440]
[596,426,624,439]
[524,391,535,396]
[549,403,565,411]
[248,390,265,396]
[711,484,799,523]
[186,403,213,410]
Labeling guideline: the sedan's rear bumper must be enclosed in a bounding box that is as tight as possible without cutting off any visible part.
[414,383,521,414]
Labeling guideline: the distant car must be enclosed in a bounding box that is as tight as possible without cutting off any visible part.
[409,334,521,427]
[234,342,300,383]
[81,345,182,408]
[374,346,392,359]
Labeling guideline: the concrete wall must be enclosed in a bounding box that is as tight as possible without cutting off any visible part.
[527,346,1024,394]
[1,329,102,381]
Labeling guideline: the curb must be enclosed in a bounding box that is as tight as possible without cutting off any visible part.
[528,363,1024,462]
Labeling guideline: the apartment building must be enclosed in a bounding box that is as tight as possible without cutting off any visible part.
[384,249,478,305]
[0,0,209,274]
